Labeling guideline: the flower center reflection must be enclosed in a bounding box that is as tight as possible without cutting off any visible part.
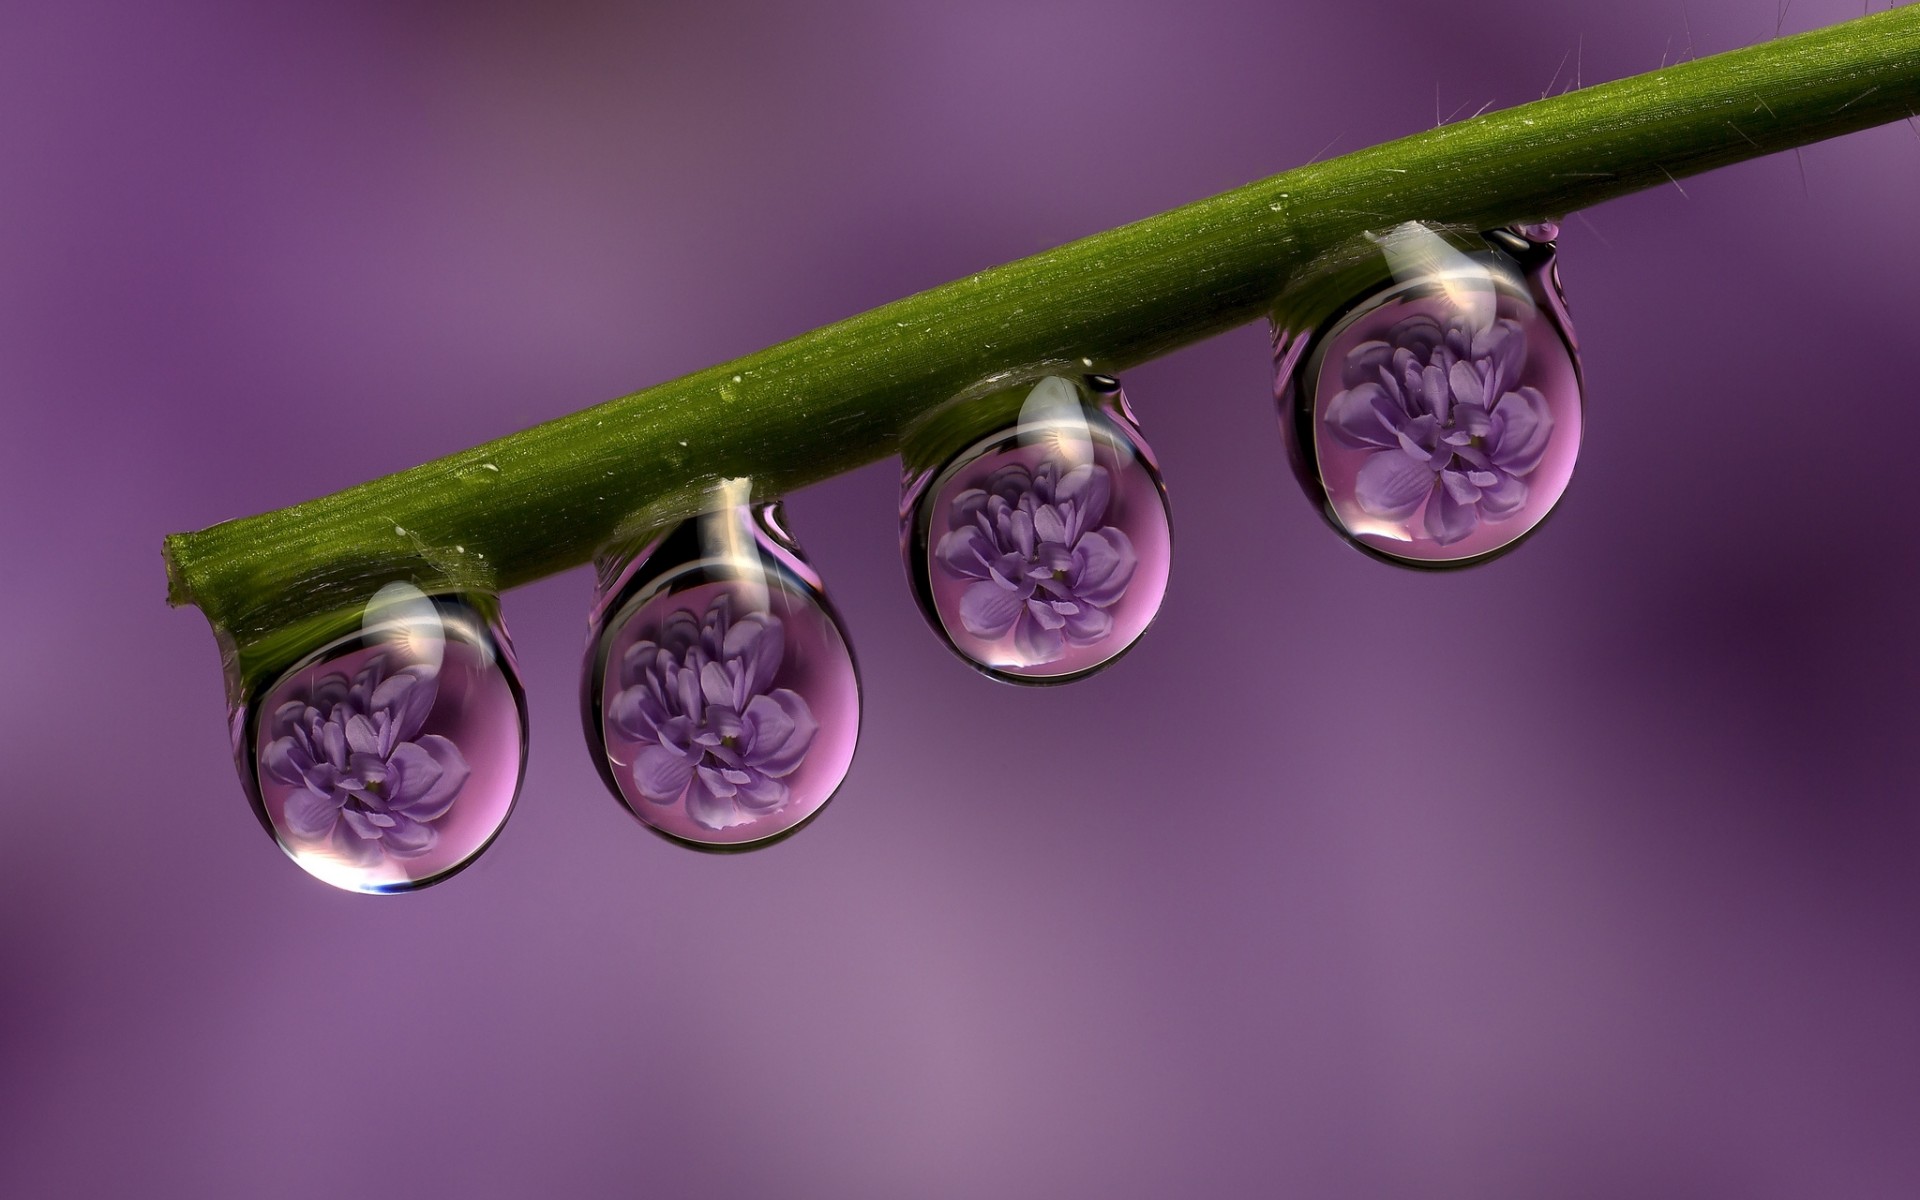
[1323,308,1555,545]
[934,458,1139,664]
[607,592,819,832]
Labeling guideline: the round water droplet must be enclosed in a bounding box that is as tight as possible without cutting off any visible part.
[583,495,860,850]
[1273,223,1582,567]
[901,374,1172,683]
[235,587,527,893]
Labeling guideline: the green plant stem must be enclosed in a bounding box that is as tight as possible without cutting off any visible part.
[167,7,1920,671]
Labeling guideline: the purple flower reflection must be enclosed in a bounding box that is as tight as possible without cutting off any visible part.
[1324,309,1555,544]
[608,593,818,832]
[262,655,470,863]
[934,460,1138,663]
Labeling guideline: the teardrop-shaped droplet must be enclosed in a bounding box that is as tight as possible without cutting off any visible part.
[583,490,860,850]
[901,373,1172,683]
[1272,221,1583,567]
[234,585,528,893]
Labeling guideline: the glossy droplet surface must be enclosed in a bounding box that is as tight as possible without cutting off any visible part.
[238,590,526,893]
[1274,226,1583,567]
[584,504,860,849]
[902,375,1172,683]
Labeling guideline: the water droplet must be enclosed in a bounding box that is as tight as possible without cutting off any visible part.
[1271,221,1582,567]
[234,584,527,893]
[583,482,860,850]
[901,374,1172,683]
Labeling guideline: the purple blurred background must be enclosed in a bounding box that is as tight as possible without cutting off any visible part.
[4,1,1919,1195]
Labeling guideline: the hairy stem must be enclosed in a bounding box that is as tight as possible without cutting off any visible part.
[167,8,1920,673]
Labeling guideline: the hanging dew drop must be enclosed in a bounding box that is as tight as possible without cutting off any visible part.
[234,584,528,893]
[1270,221,1584,568]
[582,483,860,850]
[900,374,1172,684]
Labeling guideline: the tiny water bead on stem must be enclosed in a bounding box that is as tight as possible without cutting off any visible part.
[1272,222,1582,567]
[582,482,861,850]
[236,584,527,893]
[901,375,1171,682]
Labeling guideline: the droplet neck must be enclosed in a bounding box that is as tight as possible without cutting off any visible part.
[589,500,820,630]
